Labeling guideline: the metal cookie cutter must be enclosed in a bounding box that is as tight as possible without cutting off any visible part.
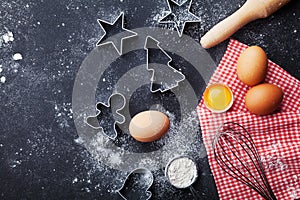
[117,168,154,200]
[159,0,200,37]
[144,36,186,93]
[96,12,138,55]
[86,93,126,140]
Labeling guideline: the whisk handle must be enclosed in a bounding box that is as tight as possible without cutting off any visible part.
[189,186,201,199]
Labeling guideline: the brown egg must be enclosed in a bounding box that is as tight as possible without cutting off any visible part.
[237,46,268,86]
[129,110,170,142]
[245,83,283,115]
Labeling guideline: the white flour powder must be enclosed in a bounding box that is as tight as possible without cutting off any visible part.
[13,53,23,61]
[2,31,14,44]
[166,157,197,188]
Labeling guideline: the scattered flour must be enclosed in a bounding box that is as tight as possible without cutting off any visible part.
[0,76,6,83]
[54,102,73,128]
[261,140,299,198]
[261,141,288,171]
[2,31,14,43]
[13,53,23,61]
[76,109,204,172]
[72,177,78,183]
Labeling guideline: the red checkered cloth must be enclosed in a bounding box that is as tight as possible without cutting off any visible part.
[197,39,300,199]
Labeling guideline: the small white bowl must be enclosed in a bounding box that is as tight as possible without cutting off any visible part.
[165,155,198,189]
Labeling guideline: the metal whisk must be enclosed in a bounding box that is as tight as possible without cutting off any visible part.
[212,122,277,200]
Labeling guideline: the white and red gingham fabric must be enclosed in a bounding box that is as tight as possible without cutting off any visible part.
[197,39,300,199]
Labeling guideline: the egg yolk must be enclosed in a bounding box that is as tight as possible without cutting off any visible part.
[204,84,232,111]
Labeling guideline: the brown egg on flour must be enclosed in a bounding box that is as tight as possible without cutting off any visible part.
[245,83,283,115]
[236,46,268,86]
[129,110,170,142]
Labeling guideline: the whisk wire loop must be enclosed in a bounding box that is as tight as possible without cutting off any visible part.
[214,132,271,199]
[212,122,277,200]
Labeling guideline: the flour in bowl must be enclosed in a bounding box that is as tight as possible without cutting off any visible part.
[166,157,198,188]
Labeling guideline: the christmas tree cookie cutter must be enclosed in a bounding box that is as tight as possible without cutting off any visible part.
[144,36,186,93]
[85,93,126,140]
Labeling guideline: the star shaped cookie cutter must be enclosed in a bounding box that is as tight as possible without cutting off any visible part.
[159,0,200,37]
[144,36,186,93]
[96,12,138,55]
[85,93,126,140]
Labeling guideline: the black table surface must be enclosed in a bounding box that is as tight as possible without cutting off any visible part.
[0,0,299,199]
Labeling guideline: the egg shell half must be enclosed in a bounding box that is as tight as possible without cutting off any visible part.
[245,83,283,115]
[237,46,268,86]
[129,110,170,142]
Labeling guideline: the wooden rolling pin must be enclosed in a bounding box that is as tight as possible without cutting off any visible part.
[200,0,290,49]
